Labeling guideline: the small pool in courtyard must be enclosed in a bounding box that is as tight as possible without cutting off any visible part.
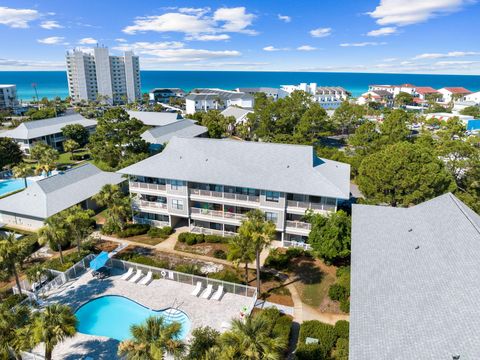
[75,295,191,341]
[0,179,30,196]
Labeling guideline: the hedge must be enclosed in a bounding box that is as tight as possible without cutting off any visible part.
[334,320,349,340]
[295,343,324,360]
[213,249,227,259]
[328,284,348,301]
[117,224,150,238]
[257,307,293,347]
[147,226,173,239]
[264,247,310,271]
[298,320,338,359]
[178,232,226,245]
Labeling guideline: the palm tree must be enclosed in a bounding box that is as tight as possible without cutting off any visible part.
[25,263,48,285]
[0,233,30,296]
[31,304,77,360]
[12,163,33,189]
[118,316,185,360]
[63,205,94,254]
[238,210,276,294]
[227,235,256,284]
[38,214,69,264]
[0,305,31,360]
[216,316,285,360]
[63,139,79,160]
[93,184,131,231]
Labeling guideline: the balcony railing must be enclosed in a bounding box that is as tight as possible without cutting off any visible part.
[133,200,167,211]
[191,207,246,221]
[190,188,259,203]
[286,220,312,230]
[191,226,237,237]
[287,200,336,212]
[133,216,169,228]
[130,181,166,192]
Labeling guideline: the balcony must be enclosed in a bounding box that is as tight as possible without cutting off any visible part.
[190,207,246,222]
[130,181,166,193]
[286,220,312,231]
[190,188,259,203]
[191,226,237,237]
[287,200,336,212]
[133,200,168,213]
[133,216,169,228]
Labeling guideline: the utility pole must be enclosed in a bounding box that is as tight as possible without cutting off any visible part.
[31,83,39,105]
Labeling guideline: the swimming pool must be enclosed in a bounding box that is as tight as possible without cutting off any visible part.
[0,179,29,196]
[75,295,191,341]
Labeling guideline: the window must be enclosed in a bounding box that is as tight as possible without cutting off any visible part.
[266,191,280,202]
[172,199,184,210]
[171,180,183,190]
[265,212,278,223]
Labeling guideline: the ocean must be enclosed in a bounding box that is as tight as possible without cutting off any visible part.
[0,70,479,101]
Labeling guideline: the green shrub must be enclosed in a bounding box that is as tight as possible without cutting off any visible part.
[299,320,337,359]
[0,294,27,309]
[44,249,93,272]
[295,344,325,360]
[101,218,120,235]
[328,284,348,301]
[334,320,349,340]
[285,247,306,258]
[178,232,226,245]
[336,266,351,292]
[213,249,227,259]
[186,235,197,246]
[273,315,293,344]
[204,235,225,243]
[147,226,173,239]
[119,253,170,269]
[340,299,350,313]
[209,269,243,284]
[178,232,188,242]
[333,338,349,360]
[264,248,290,270]
[174,264,202,275]
[117,224,150,238]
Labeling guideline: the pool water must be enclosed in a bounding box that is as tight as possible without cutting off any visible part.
[0,179,29,196]
[75,295,191,341]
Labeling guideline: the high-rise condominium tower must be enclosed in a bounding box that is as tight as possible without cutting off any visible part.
[66,46,141,104]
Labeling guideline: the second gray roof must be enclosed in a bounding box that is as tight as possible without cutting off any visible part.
[119,137,350,199]
[127,111,182,126]
[141,120,207,144]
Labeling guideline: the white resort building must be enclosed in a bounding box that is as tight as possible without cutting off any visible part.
[280,83,349,109]
[0,84,18,110]
[66,46,141,105]
[119,137,350,246]
[185,88,254,114]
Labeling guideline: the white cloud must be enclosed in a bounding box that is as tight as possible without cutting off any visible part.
[414,51,480,59]
[435,60,479,66]
[40,20,63,29]
[278,14,291,23]
[116,38,127,43]
[367,26,397,36]
[383,57,398,62]
[263,45,290,52]
[310,27,332,38]
[78,37,98,45]
[0,6,39,28]
[0,57,64,70]
[123,7,256,36]
[213,7,256,34]
[112,41,241,63]
[340,42,387,47]
[369,0,473,26]
[297,45,317,51]
[185,34,230,41]
[37,36,68,45]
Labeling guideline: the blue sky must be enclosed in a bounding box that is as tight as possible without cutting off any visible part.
[0,0,479,74]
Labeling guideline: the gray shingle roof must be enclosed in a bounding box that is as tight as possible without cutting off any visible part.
[220,106,253,123]
[119,137,350,199]
[350,193,480,360]
[0,114,96,140]
[141,120,207,144]
[187,88,253,101]
[0,163,124,219]
[127,111,182,126]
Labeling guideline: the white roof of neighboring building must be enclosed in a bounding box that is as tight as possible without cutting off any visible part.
[350,193,480,359]
[0,114,96,140]
[187,88,253,101]
[119,137,351,199]
[0,163,124,219]
[220,106,253,122]
[127,111,182,127]
[141,120,207,145]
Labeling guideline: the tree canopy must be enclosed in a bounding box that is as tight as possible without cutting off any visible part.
[61,123,90,147]
[0,138,23,170]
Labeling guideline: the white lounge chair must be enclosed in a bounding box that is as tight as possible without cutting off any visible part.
[139,271,152,286]
[120,267,134,280]
[212,285,224,301]
[191,281,202,296]
[129,270,143,283]
[201,284,213,299]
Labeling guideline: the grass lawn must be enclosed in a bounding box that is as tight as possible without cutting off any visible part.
[119,234,167,246]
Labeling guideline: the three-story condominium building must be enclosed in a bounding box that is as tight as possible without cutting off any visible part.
[119,137,350,246]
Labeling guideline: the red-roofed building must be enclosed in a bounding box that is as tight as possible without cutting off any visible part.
[438,87,472,103]
[414,87,440,102]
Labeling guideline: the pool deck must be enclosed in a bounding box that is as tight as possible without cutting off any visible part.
[41,268,250,359]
